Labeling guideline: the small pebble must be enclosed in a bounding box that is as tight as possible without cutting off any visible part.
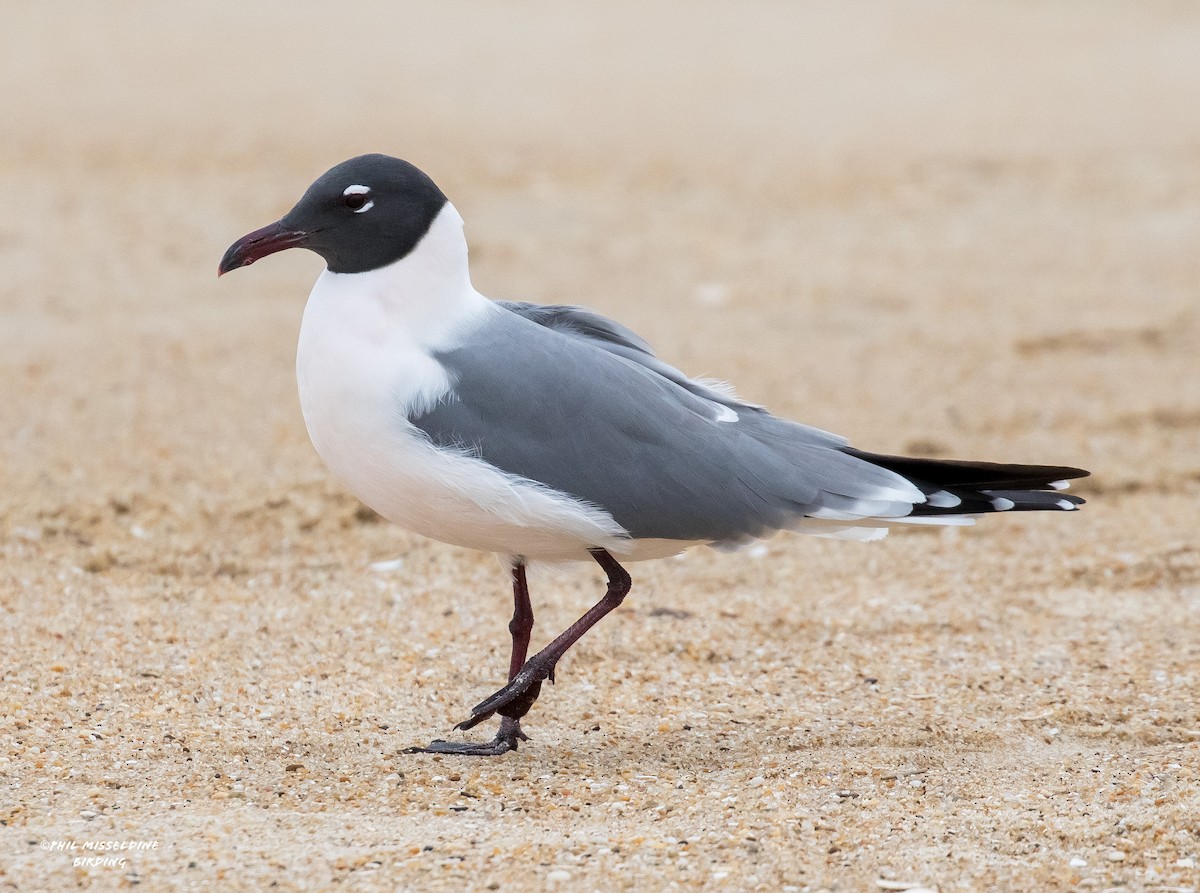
[1106,850,1126,862]
[1069,857,1087,867]
[369,557,404,572]
[546,869,570,884]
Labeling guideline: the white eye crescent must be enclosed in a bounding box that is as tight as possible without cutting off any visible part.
[342,184,374,213]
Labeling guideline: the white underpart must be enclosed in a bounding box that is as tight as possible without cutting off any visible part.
[296,203,629,560]
[887,515,976,526]
[791,520,891,541]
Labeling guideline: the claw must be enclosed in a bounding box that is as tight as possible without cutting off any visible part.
[403,735,520,757]
[405,716,528,757]
[454,711,491,732]
[452,659,553,731]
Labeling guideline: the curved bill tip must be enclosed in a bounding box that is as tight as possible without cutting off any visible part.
[218,221,310,277]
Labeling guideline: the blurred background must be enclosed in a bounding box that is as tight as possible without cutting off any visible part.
[3,1,1197,506]
[2,3,1198,890]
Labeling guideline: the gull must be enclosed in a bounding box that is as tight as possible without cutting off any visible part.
[219,154,1088,756]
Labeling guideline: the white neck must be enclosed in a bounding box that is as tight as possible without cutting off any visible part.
[297,200,494,438]
[305,201,488,351]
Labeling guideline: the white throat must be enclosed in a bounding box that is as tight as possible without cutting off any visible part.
[307,202,484,350]
[296,201,492,442]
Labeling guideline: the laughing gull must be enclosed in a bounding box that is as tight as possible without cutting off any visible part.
[219,153,1089,756]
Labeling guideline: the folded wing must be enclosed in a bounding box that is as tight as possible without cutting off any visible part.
[410,303,1085,547]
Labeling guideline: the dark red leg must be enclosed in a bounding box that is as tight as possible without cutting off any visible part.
[506,563,534,679]
[406,562,536,756]
[455,549,631,733]
[406,550,632,756]
[494,563,534,746]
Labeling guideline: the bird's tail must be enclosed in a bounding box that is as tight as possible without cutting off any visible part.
[841,448,1088,517]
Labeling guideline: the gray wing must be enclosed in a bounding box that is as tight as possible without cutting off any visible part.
[412,303,921,544]
[497,301,754,415]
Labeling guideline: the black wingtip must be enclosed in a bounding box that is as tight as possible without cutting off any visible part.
[842,448,1090,491]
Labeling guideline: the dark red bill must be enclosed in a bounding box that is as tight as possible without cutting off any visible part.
[217,221,311,276]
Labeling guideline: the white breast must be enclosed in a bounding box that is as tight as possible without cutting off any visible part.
[294,204,629,560]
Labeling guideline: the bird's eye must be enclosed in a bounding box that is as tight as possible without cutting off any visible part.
[342,185,374,213]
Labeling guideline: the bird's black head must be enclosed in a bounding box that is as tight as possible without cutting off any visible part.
[218,154,449,276]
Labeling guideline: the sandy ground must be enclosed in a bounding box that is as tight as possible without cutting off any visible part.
[2,2,1199,890]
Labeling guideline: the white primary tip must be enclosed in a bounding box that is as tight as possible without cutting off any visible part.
[990,497,1016,511]
[1049,480,1070,491]
[925,490,962,508]
[1056,499,1077,511]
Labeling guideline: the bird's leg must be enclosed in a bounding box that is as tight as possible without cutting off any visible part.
[505,562,535,680]
[454,549,631,734]
[405,562,535,756]
[494,562,535,747]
